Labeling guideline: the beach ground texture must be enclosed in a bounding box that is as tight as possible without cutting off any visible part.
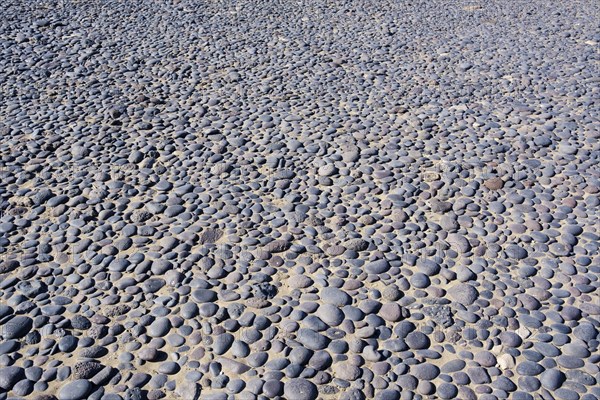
[0,0,599,399]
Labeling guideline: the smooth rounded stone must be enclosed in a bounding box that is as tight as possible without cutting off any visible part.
[365,259,391,274]
[493,376,517,392]
[396,375,419,390]
[474,351,497,367]
[517,375,541,392]
[130,372,151,388]
[561,306,582,321]
[0,366,24,389]
[297,329,329,350]
[289,347,313,365]
[226,379,246,394]
[562,343,588,361]
[411,363,440,380]
[441,359,466,373]
[213,333,234,355]
[147,318,172,338]
[143,278,166,293]
[410,272,430,289]
[484,177,504,190]
[438,214,459,233]
[506,244,528,260]
[447,283,479,305]
[138,346,158,361]
[320,287,352,306]
[554,388,580,400]
[181,303,199,319]
[263,380,283,397]
[534,342,560,357]
[573,323,597,342]
[288,275,314,289]
[12,378,34,396]
[58,379,93,400]
[316,304,345,326]
[240,336,265,359]
[557,355,584,369]
[374,389,400,400]
[166,333,185,347]
[191,289,217,303]
[405,331,430,350]
[57,365,72,381]
[283,378,318,400]
[379,303,404,322]
[500,331,523,347]
[308,350,333,371]
[25,366,43,381]
[59,335,78,353]
[541,369,566,390]
[517,361,545,376]
[513,392,535,400]
[565,370,596,387]
[437,383,458,399]
[447,233,471,253]
[158,361,180,374]
[467,367,491,384]
[394,321,416,339]
[301,315,326,332]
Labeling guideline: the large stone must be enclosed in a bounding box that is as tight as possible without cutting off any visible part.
[2,316,33,339]
[0,366,24,390]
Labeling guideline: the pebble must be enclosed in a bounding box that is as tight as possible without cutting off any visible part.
[0,366,24,390]
[365,259,391,274]
[58,380,93,400]
[517,361,545,376]
[284,378,318,400]
[2,316,33,339]
[320,288,352,306]
[447,284,479,306]
[541,369,566,390]
[405,332,430,350]
[412,363,440,380]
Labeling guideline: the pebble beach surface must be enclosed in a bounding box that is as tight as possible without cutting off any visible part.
[0,0,599,399]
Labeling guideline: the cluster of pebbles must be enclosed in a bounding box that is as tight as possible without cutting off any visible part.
[1,0,599,399]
